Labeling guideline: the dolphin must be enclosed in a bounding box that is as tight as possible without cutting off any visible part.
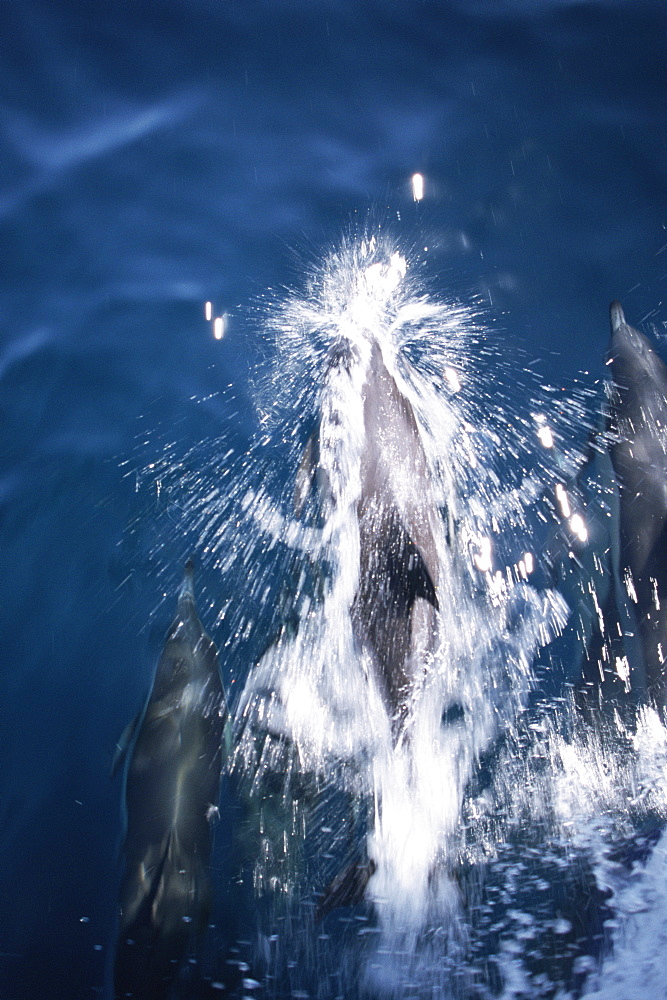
[296,338,441,739]
[292,336,443,915]
[353,341,441,734]
[113,560,226,1000]
[606,301,667,709]
[544,410,634,712]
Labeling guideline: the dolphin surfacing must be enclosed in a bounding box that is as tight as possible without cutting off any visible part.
[353,342,440,734]
[298,338,441,739]
[114,560,225,1000]
[293,337,443,916]
[607,301,667,709]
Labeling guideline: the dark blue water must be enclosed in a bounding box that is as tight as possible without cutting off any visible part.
[0,2,665,998]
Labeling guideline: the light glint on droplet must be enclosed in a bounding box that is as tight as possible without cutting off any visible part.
[555,483,571,518]
[205,301,212,321]
[411,173,424,201]
[569,513,588,543]
[444,367,461,392]
[537,425,554,448]
[473,537,492,573]
[615,655,631,691]
[213,315,228,340]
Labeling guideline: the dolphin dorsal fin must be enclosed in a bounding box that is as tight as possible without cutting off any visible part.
[404,533,439,610]
[380,512,439,611]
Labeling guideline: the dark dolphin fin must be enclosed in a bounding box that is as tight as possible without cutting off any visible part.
[294,430,318,516]
[403,531,439,610]
[111,710,142,779]
[384,515,438,611]
[315,858,376,922]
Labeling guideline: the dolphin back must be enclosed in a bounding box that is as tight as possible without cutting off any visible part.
[114,561,225,999]
[358,344,441,725]
[607,302,667,709]
[114,830,212,1000]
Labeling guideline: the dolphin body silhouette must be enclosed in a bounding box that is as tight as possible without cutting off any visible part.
[294,336,442,915]
[113,561,225,1000]
[296,337,441,739]
[606,301,667,709]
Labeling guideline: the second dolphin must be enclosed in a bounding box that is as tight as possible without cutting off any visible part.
[113,560,226,1000]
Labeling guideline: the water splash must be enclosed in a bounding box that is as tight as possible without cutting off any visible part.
[233,235,569,956]
[127,233,667,998]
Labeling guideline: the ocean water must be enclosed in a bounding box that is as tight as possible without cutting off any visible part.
[0,2,665,999]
